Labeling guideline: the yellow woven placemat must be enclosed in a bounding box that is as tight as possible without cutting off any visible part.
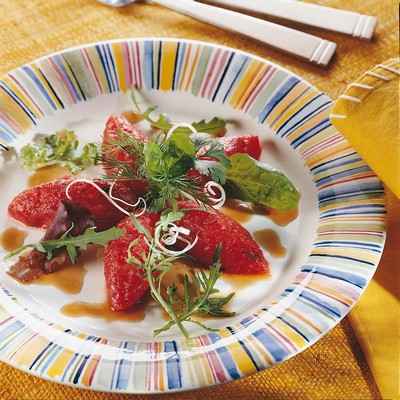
[0,0,397,399]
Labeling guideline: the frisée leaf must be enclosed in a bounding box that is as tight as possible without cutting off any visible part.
[20,130,99,174]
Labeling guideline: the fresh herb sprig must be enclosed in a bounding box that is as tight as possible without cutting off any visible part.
[192,136,231,184]
[6,226,123,263]
[20,130,99,174]
[102,126,225,212]
[131,90,227,137]
[129,213,235,338]
[102,96,232,212]
[102,129,146,181]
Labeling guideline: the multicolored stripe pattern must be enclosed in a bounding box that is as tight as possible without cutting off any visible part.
[0,39,386,393]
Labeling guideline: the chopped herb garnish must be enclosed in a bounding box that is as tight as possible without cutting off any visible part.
[102,129,146,181]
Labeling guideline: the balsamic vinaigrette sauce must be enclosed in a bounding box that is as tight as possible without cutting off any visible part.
[220,273,270,289]
[3,181,297,322]
[21,245,100,294]
[61,299,147,322]
[221,199,298,227]
[0,227,27,251]
[254,229,286,258]
[27,165,70,187]
[265,207,298,227]
[34,264,87,295]
[220,200,296,261]
[220,200,253,223]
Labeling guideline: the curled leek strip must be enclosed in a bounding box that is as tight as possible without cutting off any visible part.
[154,223,198,256]
[66,179,147,218]
[109,181,146,217]
[204,181,226,209]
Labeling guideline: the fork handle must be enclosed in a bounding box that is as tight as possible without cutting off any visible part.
[207,0,377,40]
[155,0,336,66]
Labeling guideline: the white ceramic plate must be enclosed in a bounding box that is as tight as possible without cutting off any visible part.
[0,39,385,393]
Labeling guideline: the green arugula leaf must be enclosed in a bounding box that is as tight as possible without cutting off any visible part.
[226,154,300,211]
[192,118,227,137]
[142,106,171,132]
[131,90,227,137]
[66,244,78,263]
[204,147,230,168]
[6,227,123,263]
[152,246,235,338]
[142,137,199,211]
[20,130,99,174]
[145,141,194,178]
[198,292,236,317]
[129,216,235,338]
[130,216,152,240]
[196,139,230,167]
[194,159,227,184]
[148,113,227,137]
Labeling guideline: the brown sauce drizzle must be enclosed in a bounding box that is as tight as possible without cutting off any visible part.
[28,165,70,187]
[161,309,170,321]
[221,200,298,227]
[61,300,146,322]
[265,207,299,226]
[254,229,286,257]
[220,200,253,223]
[23,246,101,294]
[0,227,27,251]
[33,263,87,294]
[122,111,144,124]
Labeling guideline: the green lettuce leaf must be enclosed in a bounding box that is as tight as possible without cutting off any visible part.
[226,154,300,211]
[169,131,196,157]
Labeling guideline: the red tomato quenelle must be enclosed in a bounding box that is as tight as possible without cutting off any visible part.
[103,205,268,310]
[104,213,159,311]
[8,179,70,229]
[67,179,148,231]
[8,179,147,231]
[219,135,262,160]
[102,115,147,177]
[175,202,269,275]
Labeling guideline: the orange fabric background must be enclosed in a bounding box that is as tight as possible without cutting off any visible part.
[0,0,398,399]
